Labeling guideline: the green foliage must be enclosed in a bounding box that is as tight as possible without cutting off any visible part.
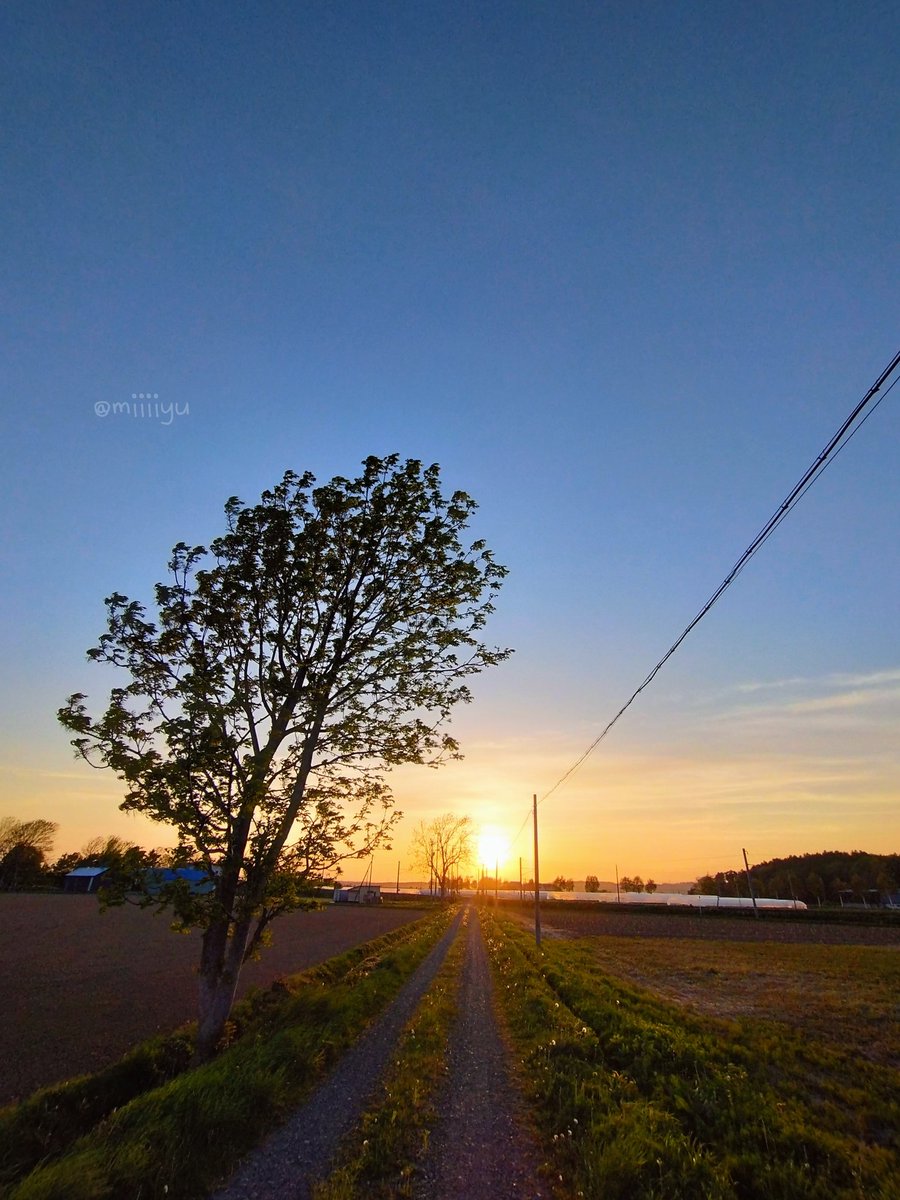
[584,874,600,892]
[483,913,899,1199]
[1,910,454,1200]
[693,851,900,905]
[57,455,511,1052]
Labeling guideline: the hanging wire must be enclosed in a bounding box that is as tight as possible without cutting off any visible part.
[534,350,900,808]
[502,351,900,857]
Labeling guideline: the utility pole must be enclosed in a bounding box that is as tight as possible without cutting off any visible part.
[533,794,542,947]
[494,857,499,903]
[519,856,523,902]
[615,864,620,904]
[742,847,759,919]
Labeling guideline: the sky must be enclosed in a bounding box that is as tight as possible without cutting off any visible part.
[1,1,898,884]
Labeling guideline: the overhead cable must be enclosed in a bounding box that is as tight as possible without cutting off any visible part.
[538,348,900,806]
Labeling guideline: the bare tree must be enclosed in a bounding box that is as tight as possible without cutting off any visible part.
[411,813,474,898]
[0,817,58,858]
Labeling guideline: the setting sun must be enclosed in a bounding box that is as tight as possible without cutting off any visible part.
[476,828,510,873]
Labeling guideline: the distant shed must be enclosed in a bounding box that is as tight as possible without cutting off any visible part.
[333,884,381,905]
[64,866,108,894]
[144,867,216,896]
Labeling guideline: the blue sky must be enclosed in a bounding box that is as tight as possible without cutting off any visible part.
[1,1,897,880]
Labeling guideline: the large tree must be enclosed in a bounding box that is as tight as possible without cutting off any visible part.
[59,455,510,1059]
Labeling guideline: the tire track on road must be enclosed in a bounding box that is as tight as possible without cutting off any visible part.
[213,908,464,1200]
[414,907,546,1200]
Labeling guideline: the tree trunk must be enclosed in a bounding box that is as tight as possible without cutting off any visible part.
[194,913,253,1063]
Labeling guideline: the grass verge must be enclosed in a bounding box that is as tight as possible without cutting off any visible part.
[0,907,455,1200]
[483,911,899,1199]
[312,907,468,1199]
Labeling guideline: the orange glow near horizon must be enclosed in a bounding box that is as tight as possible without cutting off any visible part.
[476,827,511,876]
[6,663,900,882]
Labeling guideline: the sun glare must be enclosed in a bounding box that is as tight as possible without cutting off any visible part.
[476,828,509,873]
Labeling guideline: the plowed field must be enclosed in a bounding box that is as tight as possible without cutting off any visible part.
[1,894,428,1105]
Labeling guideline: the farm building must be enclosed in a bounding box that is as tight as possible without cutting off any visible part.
[144,867,217,895]
[333,883,382,904]
[63,866,108,894]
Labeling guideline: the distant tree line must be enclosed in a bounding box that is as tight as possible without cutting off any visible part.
[0,815,193,893]
[691,851,899,906]
[618,874,658,894]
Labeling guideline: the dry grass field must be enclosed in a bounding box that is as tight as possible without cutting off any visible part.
[516,903,900,1071]
[1,893,428,1105]
[490,909,900,1198]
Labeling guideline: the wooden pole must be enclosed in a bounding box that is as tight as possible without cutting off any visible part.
[533,794,542,947]
[396,860,400,894]
[742,847,759,919]
[519,856,523,902]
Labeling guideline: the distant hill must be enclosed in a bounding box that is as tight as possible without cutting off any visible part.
[693,851,899,906]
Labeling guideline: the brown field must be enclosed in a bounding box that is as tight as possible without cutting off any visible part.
[515,903,900,1070]
[1,893,429,1106]
[524,901,900,945]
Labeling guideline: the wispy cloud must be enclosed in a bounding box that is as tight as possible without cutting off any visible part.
[785,686,900,715]
[710,667,900,732]
[733,676,811,695]
[731,667,900,697]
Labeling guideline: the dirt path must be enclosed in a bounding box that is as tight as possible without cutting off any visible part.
[213,908,466,1200]
[414,907,545,1199]
[214,905,545,1200]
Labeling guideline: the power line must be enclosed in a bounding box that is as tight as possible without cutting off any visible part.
[538,348,900,806]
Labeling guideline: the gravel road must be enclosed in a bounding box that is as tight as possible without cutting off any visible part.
[213,904,546,1200]
[414,907,546,1200]
[213,908,465,1200]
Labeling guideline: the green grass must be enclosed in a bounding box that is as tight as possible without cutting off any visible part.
[312,908,468,1199]
[0,908,455,1200]
[482,912,899,1200]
